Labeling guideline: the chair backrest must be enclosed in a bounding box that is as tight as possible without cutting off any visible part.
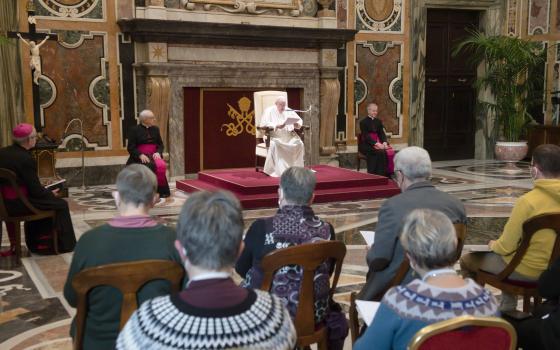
[71,259,184,350]
[373,223,467,301]
[408,315,517,350]
[260,241,346,337]
[496,212,560,280]
[253,91,288,138]
[0,168,40,219]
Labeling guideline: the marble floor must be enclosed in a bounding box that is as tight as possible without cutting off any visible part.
[0,160,532,349]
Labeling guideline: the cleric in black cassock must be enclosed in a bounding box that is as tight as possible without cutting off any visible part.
[126,110,170,198]
[0,123,76,255]
[359,103,390,176]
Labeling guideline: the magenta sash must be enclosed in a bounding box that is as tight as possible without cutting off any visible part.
[0,185,28,200]
[0,185,29,248]
[367,132,395,174]
[136,144,167,187]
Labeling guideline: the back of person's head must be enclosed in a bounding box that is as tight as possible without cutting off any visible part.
[280,166,316,205]
[116,164,157,207]
[400,209,457,270]
[532,144,560,178]
[177,190,243,270]
[394,146,432,181]
[12,123,37,146]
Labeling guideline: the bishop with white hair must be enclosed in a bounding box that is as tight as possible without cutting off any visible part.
[260,96,304,177]
[126,109,170,198]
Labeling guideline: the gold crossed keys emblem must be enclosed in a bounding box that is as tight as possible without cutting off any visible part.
[221,97,256,137]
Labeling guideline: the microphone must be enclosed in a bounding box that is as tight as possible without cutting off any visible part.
[285,105,313,113]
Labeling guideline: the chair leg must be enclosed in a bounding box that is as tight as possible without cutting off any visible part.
[53,227,59,255]
[14,222,22,266]
[534,295,542,310]
[317,336,328,350]
[522,294,531,313]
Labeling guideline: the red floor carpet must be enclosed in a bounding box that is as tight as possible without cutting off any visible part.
[176,165,400,209]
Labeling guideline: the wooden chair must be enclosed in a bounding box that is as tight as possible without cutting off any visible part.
[259,241,347,350]
[374,223,467,301]
[355,132,393,172]
[408,315,517,350]
[476,213,560,312]
[71,259,184,350]
[0,168,57,265]
[349,223,467,343]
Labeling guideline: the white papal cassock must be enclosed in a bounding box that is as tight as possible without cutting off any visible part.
[260,105,304,177]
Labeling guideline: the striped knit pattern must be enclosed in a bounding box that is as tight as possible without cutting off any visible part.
[383,278,499,323]
[116,289,296,350]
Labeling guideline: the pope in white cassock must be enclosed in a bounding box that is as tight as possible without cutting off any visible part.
[260,96,304,177]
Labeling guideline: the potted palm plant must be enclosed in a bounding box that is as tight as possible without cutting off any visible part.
[454,31,545,163]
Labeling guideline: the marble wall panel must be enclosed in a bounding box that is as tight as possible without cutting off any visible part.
[528,0,550,34]
[34,0,104,19]
[337,0,347,28]
[355,41,401,136]
[356,0,403,32]
[40,34,109,147]
[507,0,519,36]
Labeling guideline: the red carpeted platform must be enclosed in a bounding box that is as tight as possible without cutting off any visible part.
[176,165,400,209]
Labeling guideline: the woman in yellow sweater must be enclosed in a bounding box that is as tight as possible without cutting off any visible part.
[461,144,560,311]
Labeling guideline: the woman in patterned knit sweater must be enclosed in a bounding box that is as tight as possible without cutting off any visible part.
[117,191,296,350]
[354,209,499,350]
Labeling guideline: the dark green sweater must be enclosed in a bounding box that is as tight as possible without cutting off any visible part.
[63,223,183,350]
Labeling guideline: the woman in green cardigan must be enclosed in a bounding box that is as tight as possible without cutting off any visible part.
[63,164,182,349]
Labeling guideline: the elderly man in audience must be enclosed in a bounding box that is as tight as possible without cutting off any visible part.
[126,109,170,198]
[358,146,466,301]
[117,191,296,350]
[63,164,182,349]
[354,209,498,350]
[236,166,335,322]
[0,123,76,255]
[461,144,560,311]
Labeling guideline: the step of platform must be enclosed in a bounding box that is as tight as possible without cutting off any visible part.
[176,175,400,209]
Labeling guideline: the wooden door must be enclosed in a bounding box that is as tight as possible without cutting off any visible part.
[424,9,478,160]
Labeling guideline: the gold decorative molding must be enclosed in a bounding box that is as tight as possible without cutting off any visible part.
[319,78,340,155]
[182,0,302,16]
[146,76,171,147]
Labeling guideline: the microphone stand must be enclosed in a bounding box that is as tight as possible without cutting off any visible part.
[63,118,86,189]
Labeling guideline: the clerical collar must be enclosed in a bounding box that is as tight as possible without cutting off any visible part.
[367,115,376,120]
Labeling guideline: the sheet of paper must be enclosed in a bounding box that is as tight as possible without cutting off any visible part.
[360,230,375,247]
[468,245,492,252]
[356,300,381,326]
[284,116,300,126]
[44,178,66,189]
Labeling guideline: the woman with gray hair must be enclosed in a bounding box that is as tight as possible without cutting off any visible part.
[117,190,296,350]
[354,209,498,350]
[64,164,181,349]
[236,166,335,322]
[126,109,170,198]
